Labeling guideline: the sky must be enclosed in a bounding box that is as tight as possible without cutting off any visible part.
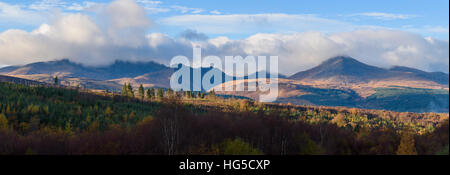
[0,0,449,75]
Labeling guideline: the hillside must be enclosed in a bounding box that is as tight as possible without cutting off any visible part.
[2,57,447,90]
[0,59,172,90]
[0,81,448,155]
[0,59,169,80]
[1,57,448,112]
[217,56,449,112]
[0,75,47,86]
[289,56,388,83]
[389,66,449,85]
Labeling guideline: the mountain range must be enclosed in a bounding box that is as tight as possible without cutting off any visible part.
[0,56,448,112]
[290,56,448,85]
[0,59,172,90]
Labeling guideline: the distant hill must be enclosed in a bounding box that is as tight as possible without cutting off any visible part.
[0,59,169,80]
[289,56,449,85]
[0,59,283,91]
[289,56,387,83]
[0,59,172,90]
[388,66,449,85]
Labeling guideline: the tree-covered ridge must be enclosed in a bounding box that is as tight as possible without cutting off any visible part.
[0,82,158,133]
[0,82,448,155]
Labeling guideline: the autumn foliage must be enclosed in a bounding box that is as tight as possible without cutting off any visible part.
[0,82,448,155]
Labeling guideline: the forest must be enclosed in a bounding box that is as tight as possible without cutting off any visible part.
[0,82,448,155]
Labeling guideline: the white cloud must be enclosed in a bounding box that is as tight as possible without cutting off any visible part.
[0,2,48,26]
[160,14,358,35]
[28,0,98,11]
[32,14,105,45]
[136,0,162,5]
[5,20,447,75]
[351,12,417,20]
[104,0,153,47]
[210,10,221,15]
[135,1,206,14]
[141,7,171,14]
[402,25,449,36]
[66,1,98,11]
[0,1,448,75]
[424,26,449,33]
[28,0,66,11]
[193,30,449,75]
[136,0,170,14]
[0,0,164,66]
[65,3,84,11]
[327,30,448,73]
[106,0,151,29]
[170,5,204,14]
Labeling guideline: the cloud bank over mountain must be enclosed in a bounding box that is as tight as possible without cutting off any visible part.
[0,0,448,75]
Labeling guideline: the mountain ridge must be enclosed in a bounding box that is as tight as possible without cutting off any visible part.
[289,56,448,85]
[1,57,448,112]
[0,59,170,80]
[2,56,447,86]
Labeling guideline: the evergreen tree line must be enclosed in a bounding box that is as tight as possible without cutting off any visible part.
[119,83,215,100]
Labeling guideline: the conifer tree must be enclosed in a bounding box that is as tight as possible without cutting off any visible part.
[121,83,128,96]
[127,83,134,98]
[157,88,164,99]
[147,88,155,100]
[167,88,174,98]
[54,76,59,86]
[138,84,145,100]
